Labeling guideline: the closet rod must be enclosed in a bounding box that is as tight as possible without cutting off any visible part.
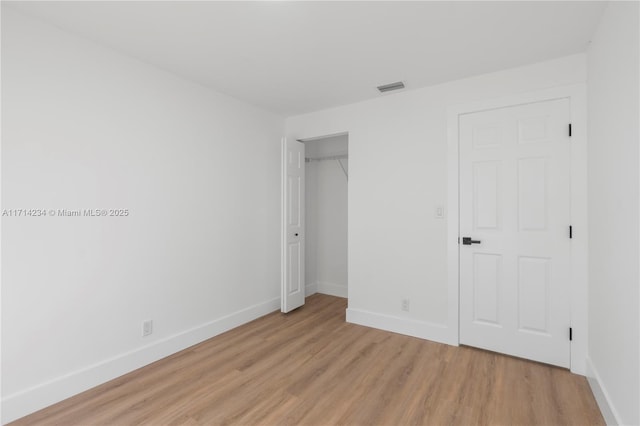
[305,154,348,162]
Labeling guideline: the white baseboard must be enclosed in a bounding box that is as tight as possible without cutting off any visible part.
[317,282,347,298]
[586,357,621,425]
[2,297,281,424]
[305,282,318,296]
[346,308,454,345]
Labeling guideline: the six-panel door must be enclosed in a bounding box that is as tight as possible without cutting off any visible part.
[459,99,572,368]
[281,138,305,313]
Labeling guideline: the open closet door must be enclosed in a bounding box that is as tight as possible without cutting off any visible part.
[281,137,305,313]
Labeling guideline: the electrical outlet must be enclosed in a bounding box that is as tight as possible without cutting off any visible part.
[142,320,153,337]
[401,299,410,312]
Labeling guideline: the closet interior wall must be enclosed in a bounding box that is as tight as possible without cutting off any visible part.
[304,135,348,298]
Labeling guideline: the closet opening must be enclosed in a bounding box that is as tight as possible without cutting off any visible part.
[301,133,348,300]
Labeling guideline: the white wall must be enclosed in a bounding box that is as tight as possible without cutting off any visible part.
[286,54,587,344]
[586,2,640,425]
[1,8,283,423]
[304,135,348,298]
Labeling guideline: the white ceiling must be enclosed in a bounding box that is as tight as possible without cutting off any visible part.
[7,1,607,116]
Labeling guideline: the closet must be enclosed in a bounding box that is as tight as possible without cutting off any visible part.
[303,134,348,298]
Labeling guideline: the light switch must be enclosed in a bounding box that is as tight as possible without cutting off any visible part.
[435,206,445,218]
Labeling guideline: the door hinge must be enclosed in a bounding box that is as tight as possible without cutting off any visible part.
[569,327,573,341]
[569,123,572,137]
[569,225,573,239]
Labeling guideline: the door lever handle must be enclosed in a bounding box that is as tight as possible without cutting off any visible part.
[462,237,481,245]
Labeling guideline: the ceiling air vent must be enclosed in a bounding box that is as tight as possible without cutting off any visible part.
[377,81,405,93]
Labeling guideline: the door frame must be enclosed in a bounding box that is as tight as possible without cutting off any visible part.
[446,84,588,374]
[282,131,350,305]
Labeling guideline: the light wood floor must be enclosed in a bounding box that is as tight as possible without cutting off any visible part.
[13,294,604,426]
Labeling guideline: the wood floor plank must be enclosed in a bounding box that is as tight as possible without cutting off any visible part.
[11,294,604,426]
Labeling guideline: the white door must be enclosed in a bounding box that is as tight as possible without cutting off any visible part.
[459,98,572,368]
[281,137,305,313]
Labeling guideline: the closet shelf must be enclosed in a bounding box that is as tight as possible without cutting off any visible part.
[305,154,348,162]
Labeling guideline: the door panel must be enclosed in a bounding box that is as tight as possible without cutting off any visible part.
[517,256,550,333]
[473,161,501,230]
[518,157,548,230]
[281,138,305,313]
[459,99,571,368]
[288,241,302,293]
[473,253,502,326]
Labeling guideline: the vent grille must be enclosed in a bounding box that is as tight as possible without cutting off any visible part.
[377,81,405,93]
